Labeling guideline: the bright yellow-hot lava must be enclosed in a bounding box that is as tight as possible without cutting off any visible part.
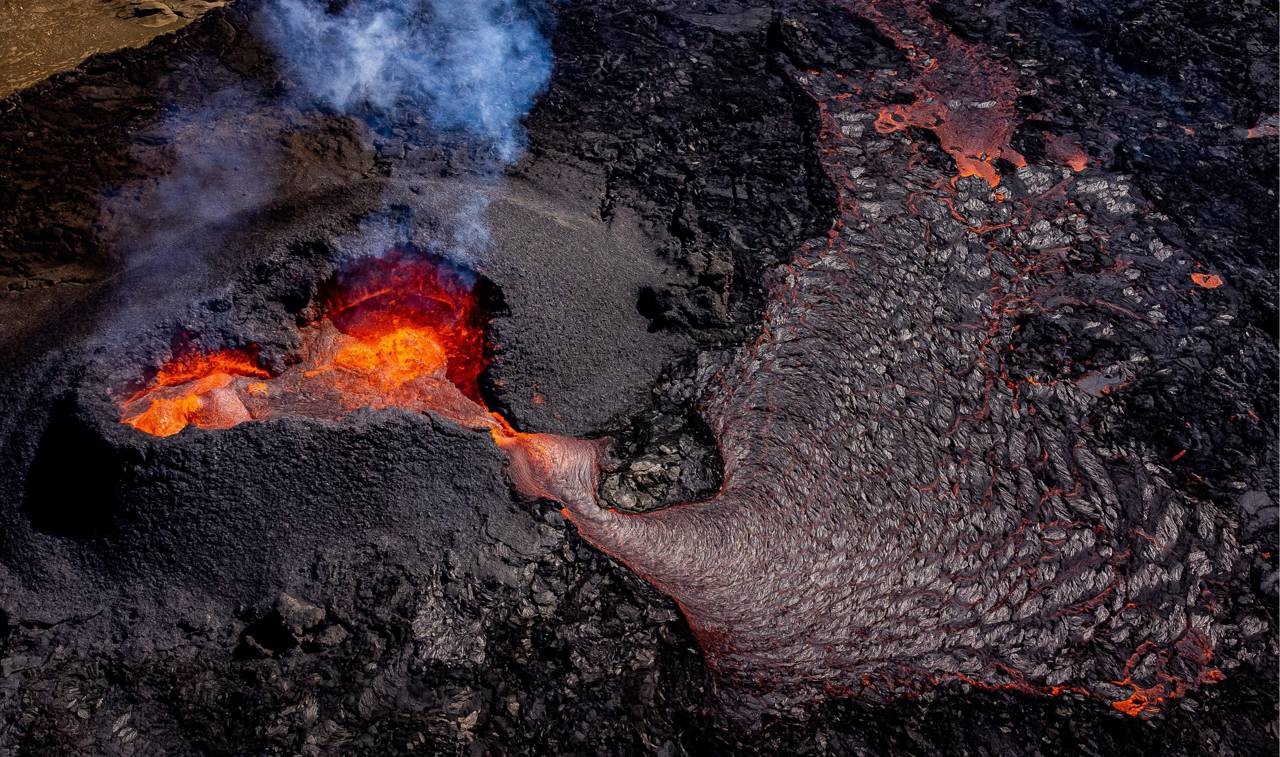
[120,253,497,437]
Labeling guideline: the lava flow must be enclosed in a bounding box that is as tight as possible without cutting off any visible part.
[113,3,1253,723]
[858,0,1026,185]
[120,252,507,438]
[493,0,1249,721]
[119,349,270,437]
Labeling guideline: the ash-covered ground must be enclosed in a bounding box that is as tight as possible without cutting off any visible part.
[0,1,1275,754]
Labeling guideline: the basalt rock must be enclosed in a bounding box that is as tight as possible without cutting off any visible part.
[0,0,1275,754]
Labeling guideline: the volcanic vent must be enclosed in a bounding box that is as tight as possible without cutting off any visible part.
[119,251,504,438]
[113,246,607,520]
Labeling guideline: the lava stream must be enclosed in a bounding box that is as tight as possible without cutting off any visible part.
[856,0,1026,185]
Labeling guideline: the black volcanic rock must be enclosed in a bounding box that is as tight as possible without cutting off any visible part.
[0,0,1275,755]
[0,1,823,753]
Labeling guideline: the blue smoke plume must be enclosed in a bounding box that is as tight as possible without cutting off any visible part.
[262,0,553,163]
[99,1,555,337]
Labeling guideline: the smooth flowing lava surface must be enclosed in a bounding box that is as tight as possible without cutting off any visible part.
[120,252,504,438]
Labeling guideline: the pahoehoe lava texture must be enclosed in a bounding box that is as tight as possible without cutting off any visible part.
[532,0,1277,742]
[0,1,1276,755]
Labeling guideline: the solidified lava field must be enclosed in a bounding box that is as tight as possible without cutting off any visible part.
[0,1,1276,754]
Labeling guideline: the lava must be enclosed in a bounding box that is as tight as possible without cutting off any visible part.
[1245,115,1278,139]
[111,0,1252,724]
[118,253,595,516]
[1044,133,1089,172]
[498,0,1245,719]
[857,0,1025,186]
[1190,272,1225,289]
[120,252,501,437]
[120,349,268,437]
[1109,632,1225,717]
[322,251,488,402]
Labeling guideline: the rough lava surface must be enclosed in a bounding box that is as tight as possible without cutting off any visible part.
[531,0,1278,723]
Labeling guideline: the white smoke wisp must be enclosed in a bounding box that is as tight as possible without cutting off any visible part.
[102,85,283,275]
[264,0,554,164]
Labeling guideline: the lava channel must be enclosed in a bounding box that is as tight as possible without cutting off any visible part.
[858,0,1027,186]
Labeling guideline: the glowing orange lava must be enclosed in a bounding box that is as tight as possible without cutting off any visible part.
[1044,133,1088,172]
[323,251,488,401]
[1109,633,1224,717]
[120,349,268,437]
[120,252,503,438]
[1190,272,1224,289]
[858,0,1025,186]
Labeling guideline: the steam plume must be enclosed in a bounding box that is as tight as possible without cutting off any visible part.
[100,1,553,333]
[262,0,554,163]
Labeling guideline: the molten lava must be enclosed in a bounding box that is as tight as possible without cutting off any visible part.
[1044,133,1089,172]
[322,252,488,402]
[1190,272,1224,289]
[120,252,499,437]
[120,349,268,437]
[858,0,1025,186]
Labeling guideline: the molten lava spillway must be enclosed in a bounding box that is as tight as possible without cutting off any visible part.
[120,252,499,437]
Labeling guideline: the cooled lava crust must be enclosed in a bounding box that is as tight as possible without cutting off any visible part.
[0,1,1276,755]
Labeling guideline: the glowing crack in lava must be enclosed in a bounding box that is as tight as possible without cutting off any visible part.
[859,0,1027,185]
[121,252,505,438]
